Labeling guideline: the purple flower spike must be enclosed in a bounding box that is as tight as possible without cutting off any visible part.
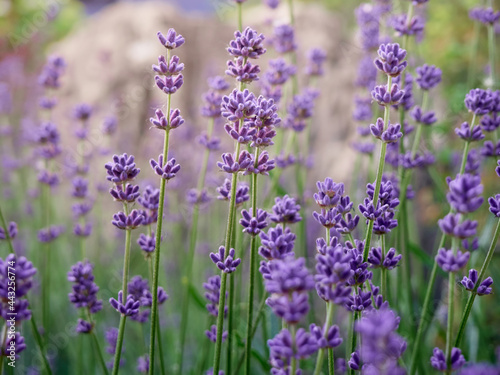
[157,29,185,49]
[481,140,500,157]
[455,122,485,142]
[37,170,60,187]
[240,209,268,236]
[206,325,228,343]
[415,64,442,90]
[73,103,92,121]
[68,261,102,314]
[374,43,407,77]
[474,7,500,25]
[0,222,17,240]
[74,223,92,237]
[462,237,479,252]
[137,233,156,253]
[461,269,493,295]
[217,151,253,173]
[272,24,297,54]
[266,291,310,324]
[38,225,65,243]
[481,113,500,133]
[155,75,184,95]
[111,210,144,230]
[217,179,249,205]
[105,153,140,183]
[109,183,140,203]
[368,247,401,270]
[150,108,184,130]
[446,174,483,214]
[305,48,327,76]
[227,27,266,59]
[152,55,184,76]
[392,14,425,37]
[438,213,477,239]
[208,76,230,92]
[314,178,344,208]
[489,194,500,217]
[270,195,302,224]
[431,347,466,372]
[371,84,405,106]
[338,213,360,234]
[204,275,227,317]
[109,291,141,316]
[102,116,117,135]
[465,89,494,115]
[313,208,342,229]
[251,95,281,128]
[226,57,261,83]
[345,287,372,311]
[348,351,360,371]
[369,118,403,143]
[210,246,241,273]
[259,225,296,260]
[76,319,93,334]
[411,106,437,125]
[262,257,315,294]
[265,58,296,86]
[224,121,256,144]
[150,155,181,180]
[198,133,221,150]
[436,248,470,272]
[221,89,256,122]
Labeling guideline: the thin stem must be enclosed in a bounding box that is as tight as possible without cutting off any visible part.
[91,330,110,375]
[245,159,259,375]
[459,114,477,175]
[313,302,334,375]
[178,119,214,373]
[111,315,127,375]
[488,23,496,89]
[328,347,335,375]
[467,20,480,89]
[363,76,392,261]
[290,325,297,375]
[121,228,131,303]
[381,235,387,299]
[30,315,52,375]
[401,202,415,337]
[213,140,242,374]
[445,271,455,369]
[148,87,172,375]
[455,218,500,348]
[0,205,15,254]
[237,2,242,32]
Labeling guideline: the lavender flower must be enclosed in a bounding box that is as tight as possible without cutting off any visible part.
[74,223,92,237]
[411,106,437,125]
[314,178,344,208]
[137,355,149,373]
[109,291,141,316]
[415,64,442,90]
[227,27,266,58]
[150,108,184,131]
[481,140,500,157]
[68,261,103,314]
[438,214,477,239]
[150,155,181,180]
[76,319,93,333]
[152,55,184,76]
[305,48,327,76]
[102,116,118,135]
[111,210,144,230]
[0,222,17,240]
[262,257,315,294]
[272,24,296,54]
[346,287,372,311]
[157,29,185,49]
[38,225,64,243]
[217,151,253,173]
[474,7,500,25]
[109,183,140,203]
[0,254,36,299]
[226,57,261,83]
[430,347,466,372]
[203,275,227,317]
[313,208,342,228]
[259,225,296,260]
[270,195,302,224]
[371,84,405,106]
[210,246,241,273]
[368,247,402,269]
[217,179,249,205]
[489,194,500,217]
[392,14,425,37]
[446,174,483,214]
[221,89,256,121]
[374,43,407,77]
[155,75,184,94]
[436,248,470,272]
[309,324,342,349]
[455,122,485,142]
[206,325,228,343]
[137,233,155,253]
[105,154,140,183]
[245,151,275,176]
[369,118,403,143]
[240,209,268,235]
[461,269,493,295]
[465,89,494,115]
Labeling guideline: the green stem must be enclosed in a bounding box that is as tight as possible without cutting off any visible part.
[148,117,171,375]
[91,330,110,375]
[381,235,387,299]
[313,302,334,375]
[0,205,15,254]
[121,228,131,303]
[328,347,335,375]
[467,20,480,89]
[111,315,127,375]
[401,202,415,336]
[178,119,214,373]
[455,218,500,348]
[363,76,392,261]
[445,271,455,370]
[245,163,259,375]
[488,23,496,89]
[290,325,297,375]
[458,114,477,175]
[213,140,242,374]
[30,315,52,375]
[237,2,242,32]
